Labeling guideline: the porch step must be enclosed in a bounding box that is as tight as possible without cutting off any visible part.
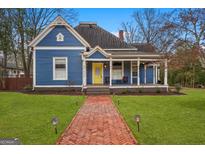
[85,87,110,95]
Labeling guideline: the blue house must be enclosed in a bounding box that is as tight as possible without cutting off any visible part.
[29,16,168,93]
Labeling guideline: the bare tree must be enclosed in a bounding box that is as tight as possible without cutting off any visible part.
[9,8,78,77]
[122,9,179,54]
[0,9,14,88]
[122,22,140,44]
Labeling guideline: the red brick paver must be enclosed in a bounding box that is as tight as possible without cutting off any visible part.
[57,96,137,145]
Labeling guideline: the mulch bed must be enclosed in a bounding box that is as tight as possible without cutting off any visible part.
[1,89,185,96]
[21,90,84,95]
[112,92,185,96]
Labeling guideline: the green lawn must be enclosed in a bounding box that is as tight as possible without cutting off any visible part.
[113,88,205,144]
[0,92,85,144]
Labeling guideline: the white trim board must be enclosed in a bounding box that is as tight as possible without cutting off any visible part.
[112,55,161,57]
[35,46,85,50]
[32,49,36,89]
[110,85,169,88]
[105,48,138,51]
[85,59,110,61]
[85,58,163,61]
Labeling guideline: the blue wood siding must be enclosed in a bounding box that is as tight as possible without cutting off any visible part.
[140,64,145,84]
[146,66,154,83]
[89,51,107,59]
[123,61,131,84]
[36,50,82,85]
[37,25,84,47]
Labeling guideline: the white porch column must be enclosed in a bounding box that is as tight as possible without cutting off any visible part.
[144,64,147,84]
[137,58,140,86]
[164,59,168,85]
[158,67,160,81]
[153,65,156,84]
[130,61,133,84]
[82,59,87,86]
[155,65,158,84]
[110,59,112,86]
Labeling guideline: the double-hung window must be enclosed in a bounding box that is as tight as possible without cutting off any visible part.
[53,57,68,80]
[112,62,124,80]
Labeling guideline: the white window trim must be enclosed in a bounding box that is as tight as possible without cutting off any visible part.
[112,61,124,80]
[53,57,68,80]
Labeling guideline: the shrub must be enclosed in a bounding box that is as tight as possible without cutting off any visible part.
[156,88,161,93]
[23,84,33,90]
[138,89,142,93]
[175,83,182,93]
[121,89,129,94]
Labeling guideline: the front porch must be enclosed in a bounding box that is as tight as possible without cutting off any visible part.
[82,46,168,93]
[82,59,168,92]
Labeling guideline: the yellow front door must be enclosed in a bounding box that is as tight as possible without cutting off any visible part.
[92,63,103,84]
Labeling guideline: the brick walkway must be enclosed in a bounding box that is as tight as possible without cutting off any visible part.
[57,96,137,145]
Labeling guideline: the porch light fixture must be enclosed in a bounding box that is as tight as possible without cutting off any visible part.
[134,115,141,132]
[104,63,107,69]
[51,116,59,134]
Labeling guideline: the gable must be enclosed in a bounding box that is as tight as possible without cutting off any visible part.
[89,51,107,59]
[29,16,90,48]
[37,25,84,47]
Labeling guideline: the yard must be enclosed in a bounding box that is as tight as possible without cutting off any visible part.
[113,88,205,144]
[0,92,85,144]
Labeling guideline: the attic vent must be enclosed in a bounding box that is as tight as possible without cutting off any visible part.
[79,22,97,28]
[56,33,64,42]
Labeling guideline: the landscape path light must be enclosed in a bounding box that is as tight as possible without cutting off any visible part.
[134,115,141,132]
[51,116,59,134]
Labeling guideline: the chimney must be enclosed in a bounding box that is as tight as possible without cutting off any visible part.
[119,30,124,41]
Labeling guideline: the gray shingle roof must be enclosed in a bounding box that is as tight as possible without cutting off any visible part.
[131,43,156,53]
[75,23,135,49]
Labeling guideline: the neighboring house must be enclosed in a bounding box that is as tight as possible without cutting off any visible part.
[29,16,168,93]
[0,51,24,78]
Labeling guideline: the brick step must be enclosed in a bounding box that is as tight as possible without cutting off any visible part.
[86,87,110,95]
[86,91,110,95]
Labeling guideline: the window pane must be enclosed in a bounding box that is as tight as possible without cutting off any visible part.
[54,58,67,80]
[55,59,66,64]
[112,62,122,80]
[56,64,65,69]
[113,69,122,80]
